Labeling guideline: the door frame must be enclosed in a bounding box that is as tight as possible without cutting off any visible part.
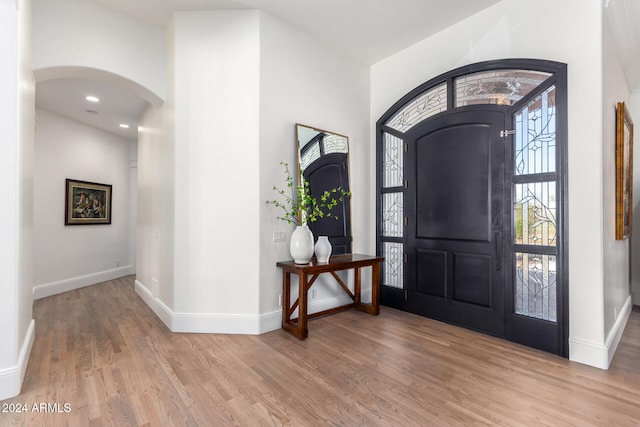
[376,59,568,357]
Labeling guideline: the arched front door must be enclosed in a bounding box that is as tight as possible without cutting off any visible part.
[376,60,567,356]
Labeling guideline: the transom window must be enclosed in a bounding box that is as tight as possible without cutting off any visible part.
[455,69,551,107]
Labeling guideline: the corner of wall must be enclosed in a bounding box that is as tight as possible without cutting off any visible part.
[0,319,34,401]
[134,279,173,329]
[569,295,632,369]
[134,278,281,334]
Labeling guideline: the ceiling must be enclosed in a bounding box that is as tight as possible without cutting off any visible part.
[35,0,500,140]
[36,77,148,141]
[606,0,640,92]
[35,0,640,141]
[88,0,501,66]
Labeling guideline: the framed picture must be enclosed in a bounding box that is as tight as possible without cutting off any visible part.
[616,102,634,240]
[65,179,112,225]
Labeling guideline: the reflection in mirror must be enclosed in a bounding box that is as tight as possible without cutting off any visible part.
[296,124,352,254]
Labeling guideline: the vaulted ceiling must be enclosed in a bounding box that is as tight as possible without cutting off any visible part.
[35,0,640,141]
[88,0,501,65]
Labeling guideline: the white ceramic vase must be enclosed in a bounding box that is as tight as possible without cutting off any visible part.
[290,225,314,264]
[314,235,332,263]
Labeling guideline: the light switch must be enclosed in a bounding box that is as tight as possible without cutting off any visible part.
[273,231,287,243]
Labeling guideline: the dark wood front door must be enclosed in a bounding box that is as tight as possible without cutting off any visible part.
[404,109,508,336]
[377,60,567,357]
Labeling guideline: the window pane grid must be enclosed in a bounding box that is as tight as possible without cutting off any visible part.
[455,70,551,107]
[514,86,556,175]
[382,242,403,289]
[385,84,447,132]
[300,142,320,170]
[514,181,556,247]
[383,133,404,188]
[323,134,348,154]
[515,253,556,322]
[382,192,403,237]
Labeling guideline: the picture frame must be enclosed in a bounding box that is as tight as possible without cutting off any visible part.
[65,179,112,225]
[615,102,634,240]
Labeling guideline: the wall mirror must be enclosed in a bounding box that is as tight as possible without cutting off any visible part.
[296,123,352,254]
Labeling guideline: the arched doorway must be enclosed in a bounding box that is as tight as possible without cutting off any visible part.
[32,66,159,298]
[376,59,568,356]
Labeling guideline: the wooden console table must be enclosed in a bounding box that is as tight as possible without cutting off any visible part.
[276,253,384,340]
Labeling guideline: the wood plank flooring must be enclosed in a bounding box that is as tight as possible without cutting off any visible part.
[2,275,640,426]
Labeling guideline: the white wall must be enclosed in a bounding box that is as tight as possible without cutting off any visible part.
[129,142,137,273]
[371,0,612,368]
[0,0,35,401]
[136,11,264,332]
[134,10,372,333]
[18,0,35,374]
[31,0,166,104]
[172,10,260,319]
[630,90,640,304]
[33,108,135,298]
[602,14,633,358]
[0,0,20,384]
[258,12,371,316]
[136,98,175,319]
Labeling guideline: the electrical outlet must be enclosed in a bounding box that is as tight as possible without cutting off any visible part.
[278,294,282,307]
[116,260,120,267]
[312,289,318,299]
[273,231,286,243]
[614,307,618,321]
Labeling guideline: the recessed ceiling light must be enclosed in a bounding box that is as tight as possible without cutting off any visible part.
[86,95,100,102]
[119,124,130,129]
[86,110,98,114]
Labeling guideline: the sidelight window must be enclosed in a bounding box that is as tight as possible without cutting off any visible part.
[512,86,558,322]
[380,132,404,289]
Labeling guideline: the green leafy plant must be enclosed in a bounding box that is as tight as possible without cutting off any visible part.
[269,161,350,225]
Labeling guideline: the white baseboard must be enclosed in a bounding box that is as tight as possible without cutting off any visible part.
[134,280,173,328]
[569,296,632,370]
[569,337,610,370]
[0,319,35,401]
[134,279,282,335]
[33,265,135,299]
[133,280,369,335]
[606,295,633,365]
[171,310,282,334]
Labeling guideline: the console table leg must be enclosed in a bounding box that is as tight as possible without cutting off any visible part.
[298,273,308,339]
[354,267,361,306]
[282,272,291,327]
[371,261,381,315]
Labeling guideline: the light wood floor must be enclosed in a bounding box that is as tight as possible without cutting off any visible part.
[2,276,640,426]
